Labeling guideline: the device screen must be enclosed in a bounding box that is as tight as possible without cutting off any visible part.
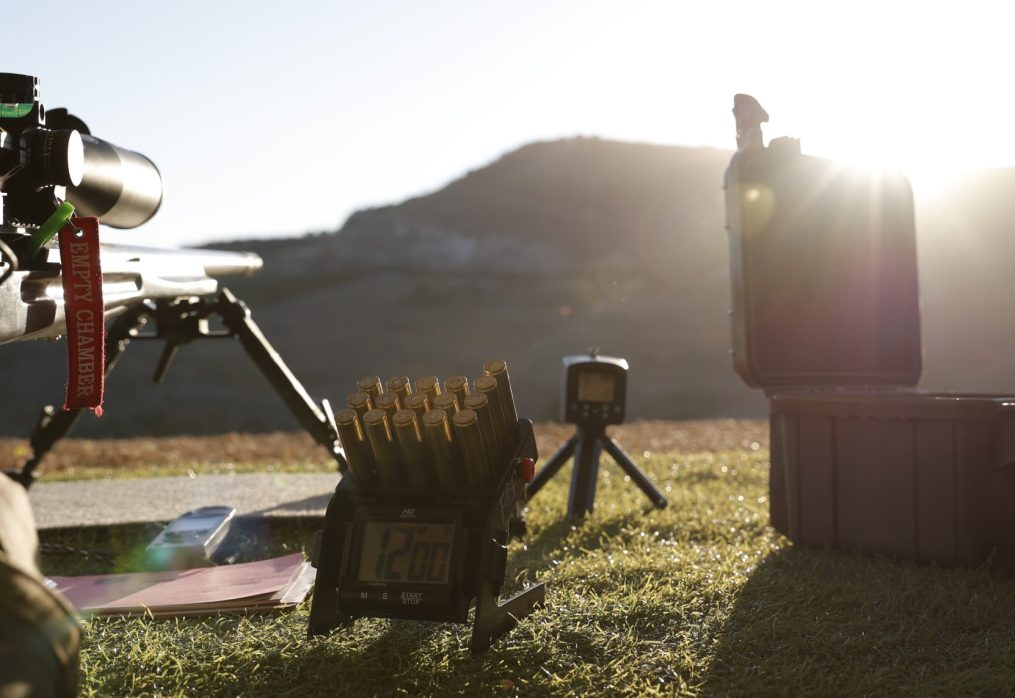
[170,516,223,533]
[577,370,615,403]
[358,521,455,585]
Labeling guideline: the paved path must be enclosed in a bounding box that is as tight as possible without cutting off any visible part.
[29,473,340,529]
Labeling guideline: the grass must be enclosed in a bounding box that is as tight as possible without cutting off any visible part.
[39,448,1015,697]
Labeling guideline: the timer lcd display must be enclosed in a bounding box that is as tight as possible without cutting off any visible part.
[577,371,615,403]
[357,521,455,585]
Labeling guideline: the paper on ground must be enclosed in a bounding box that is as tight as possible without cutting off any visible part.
[49,553,313,616]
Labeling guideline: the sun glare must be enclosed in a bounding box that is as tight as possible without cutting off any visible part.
[741,4,1014,204]
[796,130,976,200]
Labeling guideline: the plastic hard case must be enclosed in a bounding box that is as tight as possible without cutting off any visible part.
[725,140,1015,568]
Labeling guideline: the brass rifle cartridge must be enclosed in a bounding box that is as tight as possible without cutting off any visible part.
[362,408,402,485]
[445,375,470,405]
[474,374,510,450]
[463,392,502,469]
[402,393,429,421]
[392,409,432,486]
[387,375,412,403]
[346,392,373,419]
[453,408,491,487]
[483,359,518,438]
[432,392,460,416]
[335,408,377,484]
[356,375,383,399]
[422,409,462,491]
[375,392,401,418]
[415,375,441,402]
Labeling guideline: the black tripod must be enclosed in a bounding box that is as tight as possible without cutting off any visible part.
[526,423,668,518]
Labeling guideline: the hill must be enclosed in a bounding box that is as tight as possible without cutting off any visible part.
[2,137,1014,437]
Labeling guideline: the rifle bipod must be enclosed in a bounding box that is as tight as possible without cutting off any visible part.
[4,288,345,488]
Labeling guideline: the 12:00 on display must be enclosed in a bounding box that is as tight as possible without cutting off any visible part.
[357,521,455,585]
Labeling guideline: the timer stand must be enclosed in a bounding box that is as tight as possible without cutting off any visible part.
[527,352,668,518]
[528,422,668,519]
[307,419,545,654]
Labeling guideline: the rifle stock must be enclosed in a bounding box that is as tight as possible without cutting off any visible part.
[0,242,263,345]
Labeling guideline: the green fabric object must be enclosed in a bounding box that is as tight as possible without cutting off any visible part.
[27,201,76,260]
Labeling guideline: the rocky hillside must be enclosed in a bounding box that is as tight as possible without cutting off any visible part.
[3,138,1015,438]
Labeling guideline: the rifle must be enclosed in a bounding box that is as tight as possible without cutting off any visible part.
[0,73,344,487]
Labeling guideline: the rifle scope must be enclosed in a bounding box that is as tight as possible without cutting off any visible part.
[0,73,162,229]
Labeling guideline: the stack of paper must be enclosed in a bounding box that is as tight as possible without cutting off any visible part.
[49,553,314,617]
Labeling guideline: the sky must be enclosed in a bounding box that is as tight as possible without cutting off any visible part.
[6,1,1015,246]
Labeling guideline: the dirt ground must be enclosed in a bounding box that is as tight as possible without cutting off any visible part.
[0,419,768,476]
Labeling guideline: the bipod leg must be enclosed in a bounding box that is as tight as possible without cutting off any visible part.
[7,304,152,489]
[567,426,604,518]
[470,578,545,654]
[213,288,345,472]
[527,434,578,500]
[602,437,668,509]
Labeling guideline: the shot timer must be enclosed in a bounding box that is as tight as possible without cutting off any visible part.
[308,419,545,653]
[561,352,628,425]
[530,351,666,518]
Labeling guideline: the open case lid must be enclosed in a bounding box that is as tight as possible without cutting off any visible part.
[724,139,922,390]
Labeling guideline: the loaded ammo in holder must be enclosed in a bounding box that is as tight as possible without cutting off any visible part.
[356,375,384,399]
[403,393,429,421]
[464,392,501,469]
[338,364,524,494]
[387,376,412,403]
[432,392,460,417]
[416,375,441,402]
[335,408,378,484]
[483,360,518,439]
[453,409,491,486]
[392,408,433,487]
[362,408,403,485]
[375,392,401,418]
[422,408,464,491]
[346,392,373,419]
[445,376,471,405]
[474,374,510,450]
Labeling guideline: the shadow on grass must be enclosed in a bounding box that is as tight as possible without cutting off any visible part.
[39,523,160,576]
[512,501,666,583]
[700,544,1015,696]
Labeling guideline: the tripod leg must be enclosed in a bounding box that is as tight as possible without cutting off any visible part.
[527,435,578,500]
[568,434,603,518]
[602,437,668,509]
[9,304,151,488]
